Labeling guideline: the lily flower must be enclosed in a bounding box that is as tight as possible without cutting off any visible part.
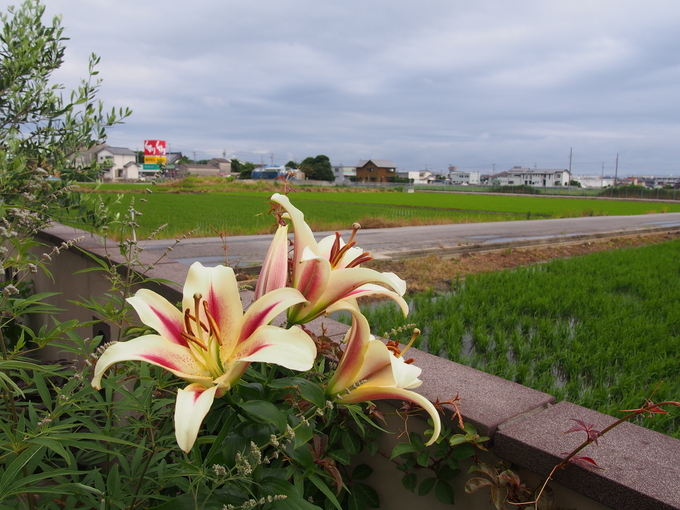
[325,302,441,446]
[92,262,316,453]
[255,193,408,324]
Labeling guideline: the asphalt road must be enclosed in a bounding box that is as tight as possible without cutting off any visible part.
[142,212,680,268]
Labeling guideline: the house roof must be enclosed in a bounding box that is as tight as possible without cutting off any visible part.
[95,145,135,156]
[508,168,569,175]
[357,159,396,168]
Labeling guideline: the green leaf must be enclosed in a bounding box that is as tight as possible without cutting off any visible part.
[352,482,379,508]
[448,434,469,446]
[342,428,362,455]
[464,477,493,494]
[27,437,72,465]
[260,476,322,510]
[328,449,351,466]
[418,477,437,497]
[308,473,342,510]
[416,450,430,467]
[401,473,417,493]
[390,442,420,460]
[435,480,456,505]
[451,442,476,460]
[294,421,315,449]
[351,464,373,481]
[240,400,287,432]
[270,377,326,409]
[0,445,45,496]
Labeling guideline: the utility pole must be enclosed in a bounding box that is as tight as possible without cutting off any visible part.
[614,153,619,187]
[568,147,573,175]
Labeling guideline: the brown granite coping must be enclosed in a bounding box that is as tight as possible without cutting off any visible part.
[406,346,555,438]
[494,401,680,510]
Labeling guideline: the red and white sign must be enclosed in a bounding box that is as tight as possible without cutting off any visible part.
[143,140,166,156]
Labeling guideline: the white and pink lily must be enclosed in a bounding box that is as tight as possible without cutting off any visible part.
[326,302,441,446]
[255,193,408,325]
[92,262,317,453]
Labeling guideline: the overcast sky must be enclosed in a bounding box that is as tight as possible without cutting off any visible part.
[15,0,680,175]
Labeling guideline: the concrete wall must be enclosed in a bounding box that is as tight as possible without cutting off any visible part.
[29,223,680,510]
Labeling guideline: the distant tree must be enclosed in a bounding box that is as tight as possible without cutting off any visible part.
[234,160,255,179]
[177,155,192,164]
[285,160,298,169]
[569,179,582,187]
[300,155,333,181]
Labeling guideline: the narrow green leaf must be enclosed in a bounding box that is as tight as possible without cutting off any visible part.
[308,473,343,510]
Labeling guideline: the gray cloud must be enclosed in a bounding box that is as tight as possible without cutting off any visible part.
[24,0,680,174]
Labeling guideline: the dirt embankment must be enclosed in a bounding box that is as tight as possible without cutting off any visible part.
[364,231,680,294]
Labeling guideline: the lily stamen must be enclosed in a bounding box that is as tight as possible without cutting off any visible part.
[181,332,208,351]
[203,301,222,344]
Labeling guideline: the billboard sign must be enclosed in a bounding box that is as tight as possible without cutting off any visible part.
[143,140,166,170]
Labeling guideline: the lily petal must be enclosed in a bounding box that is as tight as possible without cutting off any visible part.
[337,385,441,446]
[292,250,331,305]
[270,193,319,264]
[127,290,186,347]
[175,384,219,452]
[183,262,243,348]
[239,287,308,341]
[234,325,317,372]
[293,267,407,323]
[91,335,212,389]
[255,224,290,299]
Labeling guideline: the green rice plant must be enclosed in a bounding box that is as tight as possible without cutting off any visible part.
[360,240,680,438]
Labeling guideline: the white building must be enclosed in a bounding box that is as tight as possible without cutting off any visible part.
[491,167,571,187]
[332,165,356,183]
[396,170,435,184]
[449,170,481,185]
[573,175,616,188]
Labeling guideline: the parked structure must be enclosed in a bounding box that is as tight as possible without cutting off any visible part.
[252,165,304,180]
[491,167,571,187]
[355,159,397,183]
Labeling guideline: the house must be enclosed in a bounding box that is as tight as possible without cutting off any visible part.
[491,167,571,187]
[355,160,397,183]
[74,144,138,181]
[176,158,232,178]
[332,165,356,183]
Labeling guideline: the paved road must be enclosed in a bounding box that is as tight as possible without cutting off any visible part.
[142,212,680,268]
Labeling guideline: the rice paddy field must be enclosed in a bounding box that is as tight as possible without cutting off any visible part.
[77,186,680,239]
[357,240,680,438]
